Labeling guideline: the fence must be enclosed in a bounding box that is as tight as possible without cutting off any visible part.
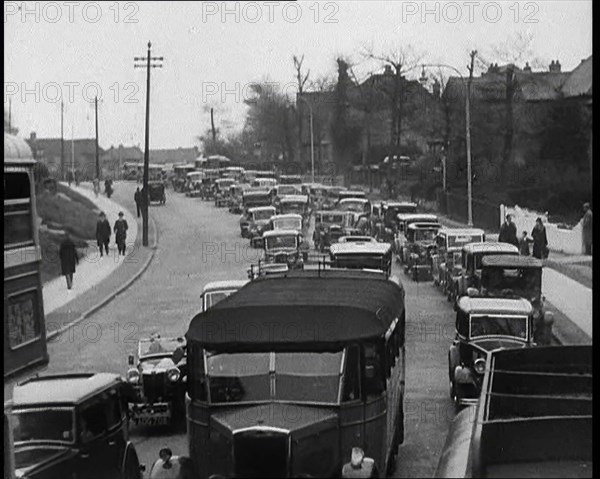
[501,204,585,255]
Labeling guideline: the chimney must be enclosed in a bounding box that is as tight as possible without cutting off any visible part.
[523,62,532,73]
[549,60,561,72]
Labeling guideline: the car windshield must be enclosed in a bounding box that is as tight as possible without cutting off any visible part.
[470,315,528,339]
[273,218,302,230]
[482,267,541,299]
[320,214,345,224]
[338,201,365,212]
[206,351,343,404]
[266,235,298,250]
[13,408,74,444]
[278,186,301,195]
[140,338,185,356]
[474,252,516,270]
[280,202,305,212]
[414,229,437,241]
[204,290,237,310]
[448,234,484,248]
[343,236,372,242]
[252,209,274,221]
[389,205,416,216]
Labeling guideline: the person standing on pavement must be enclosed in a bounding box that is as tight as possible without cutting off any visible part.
[59,235,79,290]
[134,187,142,218]
[519,231,531,256]
[582,202,592,255]
[92,177,100,197]
[499,214,519,248]
[95,212,111,257]
[114,211,129,256]
[531,217,549,259]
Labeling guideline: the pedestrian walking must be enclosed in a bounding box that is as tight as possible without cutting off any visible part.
[531,217,549,260]
[498,214,519,248]
[93,177,100,197]
[67,170,73,187]
[59,235,79,290]
[582,202,592,255]
[518,231,531,256]
[95,212,111,257]
[114,211,129,256]
[134,187,142,218]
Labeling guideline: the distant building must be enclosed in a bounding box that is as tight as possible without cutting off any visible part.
[26,133,104,180]
[101,144,143,179]
[149,146,200,165]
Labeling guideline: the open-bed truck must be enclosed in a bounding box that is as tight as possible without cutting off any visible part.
[435,345,592,478]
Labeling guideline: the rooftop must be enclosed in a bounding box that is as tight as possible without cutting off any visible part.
[457,296,532,315]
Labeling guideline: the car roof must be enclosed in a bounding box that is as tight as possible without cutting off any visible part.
[397,213,438,221]
[339,197,369,203]
[330,242,392,254]
[481,255,543,268]
[339,236,375,242]
[186,271,404,349]
[13,373,122,407]
[339,190,366,195]
[438,227,485,236]
[263,229,300,238]
[385,201,417,208]
[457,296,533,315]
[248,206,276,213]
[202,280,249,293]
[280,194,308,202]
[407,222,441,230]
[271,214,303,221]
[463,242,519,254]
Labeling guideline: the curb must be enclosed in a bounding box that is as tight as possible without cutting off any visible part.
[46,215,158,341]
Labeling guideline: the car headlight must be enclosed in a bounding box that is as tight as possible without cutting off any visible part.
[167,367,181,382]
[474,358,486,375]
[127,368,140,384]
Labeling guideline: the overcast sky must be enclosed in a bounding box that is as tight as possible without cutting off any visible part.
[5,1,592,150]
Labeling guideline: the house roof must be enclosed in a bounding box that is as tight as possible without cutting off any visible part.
[149,147,199,164]
[561,55,593,97]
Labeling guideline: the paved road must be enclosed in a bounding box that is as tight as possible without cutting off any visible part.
[43,182,455,476]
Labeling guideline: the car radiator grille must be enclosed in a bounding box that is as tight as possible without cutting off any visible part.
[142,373,166,402]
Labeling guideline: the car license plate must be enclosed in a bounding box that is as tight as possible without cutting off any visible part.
[133,415,170,426]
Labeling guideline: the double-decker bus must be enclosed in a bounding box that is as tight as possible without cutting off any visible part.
[4,134,48,379]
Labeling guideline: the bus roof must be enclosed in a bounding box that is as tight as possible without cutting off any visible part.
[186,271,405,349]
[330,242,391,255]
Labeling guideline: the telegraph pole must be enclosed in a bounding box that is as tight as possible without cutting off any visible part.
[94,96,100,180]
[466,50,476,226]
[60,101,65,181]
[135,41,163,246]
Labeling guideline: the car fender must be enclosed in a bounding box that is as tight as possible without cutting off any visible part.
[448,344,460,376]
[121,442,142,478]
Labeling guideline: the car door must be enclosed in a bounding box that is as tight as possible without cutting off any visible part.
[76,389,123,479]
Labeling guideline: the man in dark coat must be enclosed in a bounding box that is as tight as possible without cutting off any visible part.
[59,235,79,290]
[531,217,549,259]
[114,211,129,256]
[498,214,519,248]
[96,212,111,257]
[134,187,142,218]
[582,202,592,255]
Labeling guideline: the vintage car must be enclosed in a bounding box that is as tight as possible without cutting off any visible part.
[336,197,372,224]
[10,372,143,479]
[180,269,406,477]
[448,242,519,302]
[269,213,303,233]
[126,335,187,428]
[146,181,166,205]
[200,280,248,312]
[172,164,195,192]
[431,228,485,292]
[222,166,245,182]
[337,189,367,201]
[262,229,306,269]
[185,171,204,197]
[338,235,377,243]
[393,213,439,262]
[402,222,442,281]
[251,177,277,189]
[201,169,221,200]
[227,183,250,214]
[277,194,310,224]
[278,174,303,185]
[321,185,346,210]
[313,210,350,252]
[247,261,290,279]
[244,206,276,246]
[475,255,553,345]
[437,345,592,478]
[272,184,302,209]
[239,193,274,237]
[329,241,393,275]
[213,178,236,207]
[382,201,417,230]
[448,296,535,407]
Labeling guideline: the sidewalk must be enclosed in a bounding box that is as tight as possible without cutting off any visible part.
[42,183,138,315]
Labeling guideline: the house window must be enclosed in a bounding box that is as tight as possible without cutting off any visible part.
[4,172,33,248]
[7,290,41,349]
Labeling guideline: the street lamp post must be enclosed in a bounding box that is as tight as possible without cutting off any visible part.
[419,59,475,226]
[297,95,315,183]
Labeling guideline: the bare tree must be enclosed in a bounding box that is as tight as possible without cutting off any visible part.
[361,43,424,160]
[293,54,311,163]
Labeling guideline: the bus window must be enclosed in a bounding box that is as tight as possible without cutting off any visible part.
[4,172,33,248]
[342,345,361,402]
[363,343,385,398]
[189,345,208,402]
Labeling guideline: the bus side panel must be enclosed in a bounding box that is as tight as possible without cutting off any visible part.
[364,396,387,470]
[4,261,48,379]
[186,397,211,478]
[339,402,365,465]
